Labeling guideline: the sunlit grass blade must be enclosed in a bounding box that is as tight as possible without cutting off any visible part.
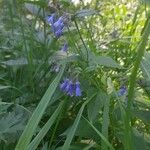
[82,116,115,150]
[15,65,65,150]
[28,100,65,150]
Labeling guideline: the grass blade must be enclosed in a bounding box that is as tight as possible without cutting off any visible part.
[61,102,85,150]
[28,100,65,150]
[61,94,96,150]
[15,65,65,150]
[82,116,115,150]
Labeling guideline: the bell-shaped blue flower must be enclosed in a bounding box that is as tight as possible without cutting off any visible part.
[64,80,71,92]
[46,14,55,25]
[53,17,64,30]
[67,81,75,97]
[47,14,65,38]
[60,78,82,97]
[75,81,82,96]
[55,29,63,38]
[60,78,69,91]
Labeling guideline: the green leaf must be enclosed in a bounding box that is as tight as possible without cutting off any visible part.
[87,92,104,123]
[1,58,28,66]
[61,103,86,150]
[0,85,10,90]
[75,9,98,18]
[0,105,30,144]
[15,65,65,150]
[25,3,46,18]
[141,51,150,80]
[89,53,121,69]
[132,110,150,124]
[28,100,65,150]
[132,128,148,150]
[61,94,96,150]
[142,0,150,5]
[82,116,115,150]
[56,143,91,150]
[22,0,47,8]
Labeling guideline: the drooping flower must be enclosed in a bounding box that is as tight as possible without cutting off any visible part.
[61,42,68,52]
[118,86,127,96]
[53,17,64,31]
[67,81,75,97]
[64,80,72,93]
[59,79,82,97]
[54,29,63,38]
[46,14,55,25]
[60,78,69,91]
[75,81,82,97]
[53,18,64,38]
[46,14,65,38]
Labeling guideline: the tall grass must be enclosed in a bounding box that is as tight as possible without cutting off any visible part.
[0,0,150,150]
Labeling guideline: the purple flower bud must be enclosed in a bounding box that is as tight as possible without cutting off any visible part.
[118,86,127,96]
[75,81,82,97]
[61,43,68,52]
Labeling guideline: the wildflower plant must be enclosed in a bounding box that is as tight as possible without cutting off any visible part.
[0,1,150,150]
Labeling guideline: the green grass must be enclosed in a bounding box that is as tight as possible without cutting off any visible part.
[0,0,150,150]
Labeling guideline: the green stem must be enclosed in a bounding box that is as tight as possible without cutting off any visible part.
[126,17,150,150]
[74,20,89,63]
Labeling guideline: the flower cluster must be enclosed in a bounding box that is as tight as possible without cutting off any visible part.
[118,86,127,96]
[60,79,82,97]
[47,14,65,38]
[47,13,82,98]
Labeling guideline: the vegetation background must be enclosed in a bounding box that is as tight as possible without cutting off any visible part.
[0,0,150,150]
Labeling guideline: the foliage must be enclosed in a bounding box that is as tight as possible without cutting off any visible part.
[0,0,150,150]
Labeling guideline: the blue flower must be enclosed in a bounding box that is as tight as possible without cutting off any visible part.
[75,81,82,97]
[54,29,63,38]
[64,80,72,92]
[118,86,127,96]
[61,43,68,52]
[60,79,82,97]
[60,79,69,91]
[47,14,65,38]
[67,81,75,97]
[46,14,55,25]
[53,17,64,31]
[53,17,64,38]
